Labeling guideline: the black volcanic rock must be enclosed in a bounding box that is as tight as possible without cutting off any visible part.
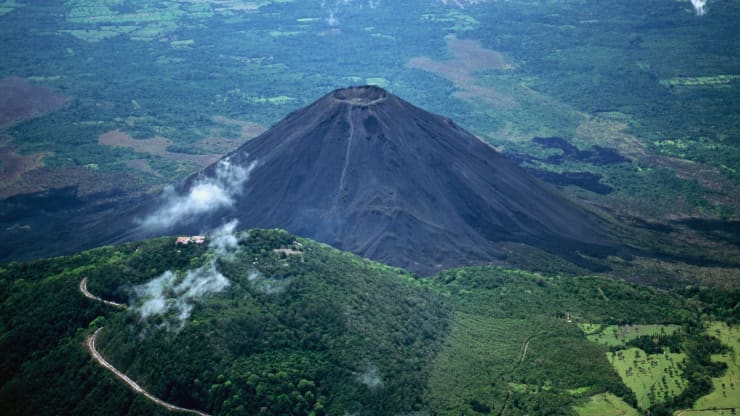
[155,86,616,273]
[0,86,617,271]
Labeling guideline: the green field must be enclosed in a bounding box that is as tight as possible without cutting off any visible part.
[608,347,688,409]
[580,323,698,410]
[675,410,739,416]
[682,322,740,414]
[574,392,639,416]
[582,324,682,347]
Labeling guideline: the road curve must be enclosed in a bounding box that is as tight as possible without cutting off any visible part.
[80,277,126,309]
[518,335,536,365]
[87,328,211,416]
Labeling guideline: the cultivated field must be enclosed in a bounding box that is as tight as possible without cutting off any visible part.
[679,322,740,415]
[582,324,682,347]
[574,392,639,416]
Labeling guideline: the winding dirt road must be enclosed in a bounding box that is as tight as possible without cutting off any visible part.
[82,278,210,415]
[518,335,536,365]
[86,328,211,416]
[79,277,126,309]
[498,334,539,416]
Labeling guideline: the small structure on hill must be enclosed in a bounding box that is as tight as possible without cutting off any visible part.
[176,236,206,245]
[273,242,305,262]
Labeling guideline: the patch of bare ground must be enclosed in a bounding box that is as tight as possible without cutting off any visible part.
[98,130,220,168]
[0,138,49,194]
[0,77,66,127]
[406,35,516,107]
[576,115,740,215]
[125,159,160,177]
[0,166,144,201]
[206,115,266,151]
[99,120,264,174]
[606,255,740,290]
[0,135,149,201]
[211,115,265,136]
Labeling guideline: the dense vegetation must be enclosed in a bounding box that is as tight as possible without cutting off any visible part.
[0,230,451,415]
[0,229,736,415]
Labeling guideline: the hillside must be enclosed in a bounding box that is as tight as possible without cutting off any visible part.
[1,229,737,415]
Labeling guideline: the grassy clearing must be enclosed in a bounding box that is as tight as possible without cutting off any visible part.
[578,323,603,335]
[421,9,479,32]
[62,0,186,41]
[689,322,740,412]
[574,392,639,416]
[675,410,738,416]
[660,75,740,88]
[246,95,296,105]
[169,39,194,49]
[268,30,303,37]
[608,347,688,409]
[568,386,593,396]
[584,324,681,347]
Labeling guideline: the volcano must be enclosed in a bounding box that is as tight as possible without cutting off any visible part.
[0,86,618,271]
[133,86,616,273]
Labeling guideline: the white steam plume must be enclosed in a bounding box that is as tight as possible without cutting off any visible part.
[690,0,707,16]
[209,219,244,257]
[133,220,246,330]
[246,269,292,295]
[134,263,230,326]
[140,158,257,230]
[356,364,383,389]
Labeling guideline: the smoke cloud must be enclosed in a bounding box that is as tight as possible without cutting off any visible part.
[140,158,257,230]
[209,219,243,257]
[134,263,230,326]
[246,269,292,295]
[356,364,383,389]
[133,220,247,330]
[690,0,707,16]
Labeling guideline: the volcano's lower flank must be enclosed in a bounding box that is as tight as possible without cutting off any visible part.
[143,86,617,274]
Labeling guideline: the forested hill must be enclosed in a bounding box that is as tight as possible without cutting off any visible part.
[0,229,737,415]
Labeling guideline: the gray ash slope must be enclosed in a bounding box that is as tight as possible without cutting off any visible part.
[165,86,617,274]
